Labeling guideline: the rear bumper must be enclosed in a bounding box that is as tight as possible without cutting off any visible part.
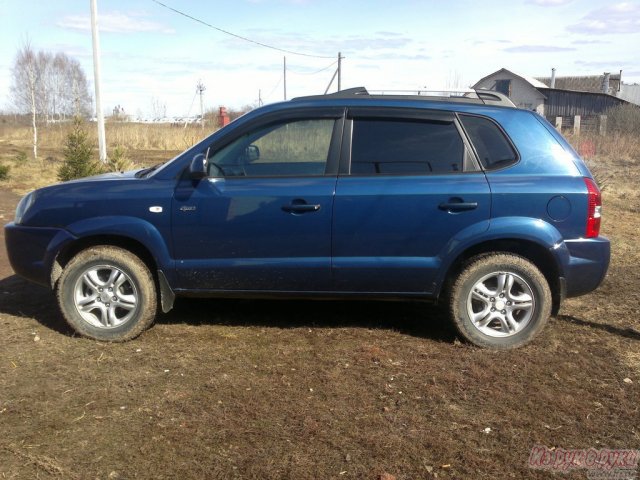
[4,222,75,287]
[562,236,610,298]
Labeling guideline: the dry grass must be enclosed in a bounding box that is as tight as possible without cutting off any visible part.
[569,131,640,165]
[0,121,211,152]
[0,123,199,194]
[569,132,640,215]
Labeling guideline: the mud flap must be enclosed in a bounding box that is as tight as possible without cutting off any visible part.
[157,270,175,313]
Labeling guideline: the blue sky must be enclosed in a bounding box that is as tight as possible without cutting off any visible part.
[1,0,639,116]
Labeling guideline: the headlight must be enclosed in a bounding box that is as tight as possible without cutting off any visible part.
[14,191,35,225]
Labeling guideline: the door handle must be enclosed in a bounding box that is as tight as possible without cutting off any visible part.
[438,199,478,212]
[282,202,321,214]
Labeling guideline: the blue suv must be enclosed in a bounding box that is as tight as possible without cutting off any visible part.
[4,88,610,348]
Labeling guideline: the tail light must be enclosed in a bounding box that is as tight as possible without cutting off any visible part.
[584,177,601,238]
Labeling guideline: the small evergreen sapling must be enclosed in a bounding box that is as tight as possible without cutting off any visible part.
[58,118,102,181]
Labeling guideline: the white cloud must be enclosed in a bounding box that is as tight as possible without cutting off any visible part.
[362,53,431,61]
[526,0,573,5]
[527,0,573,7]
[575,60,626,68]
[567,2,640,35]
[217,30,413,58]
[57,11,175,34]
[504,45,576,53]
[245,0,311,4]
[571,39,610,45]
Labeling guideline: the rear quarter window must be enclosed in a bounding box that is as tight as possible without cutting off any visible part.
[459,114,517,170]
[480,109,580,175]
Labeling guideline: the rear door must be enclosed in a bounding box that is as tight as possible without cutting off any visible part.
[331,108,491,294]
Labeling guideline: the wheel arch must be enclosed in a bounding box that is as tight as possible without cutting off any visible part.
[438,238,563,314]
[51,235,158,290]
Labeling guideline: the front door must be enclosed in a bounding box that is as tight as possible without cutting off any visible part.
[172,113,343,292]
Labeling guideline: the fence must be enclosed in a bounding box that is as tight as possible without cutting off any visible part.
[549,115,607,135]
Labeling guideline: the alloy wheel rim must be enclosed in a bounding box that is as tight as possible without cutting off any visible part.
[73,265,138,329]
[466,271,535,337]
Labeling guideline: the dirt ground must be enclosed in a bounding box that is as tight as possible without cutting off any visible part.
[1,148,639,479]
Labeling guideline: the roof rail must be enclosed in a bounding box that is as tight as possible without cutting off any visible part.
[292,87,516,107]
[474,89,516,107]
[291,87,369,101]
[327,87,369,97]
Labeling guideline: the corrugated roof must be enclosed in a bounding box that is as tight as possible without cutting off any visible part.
[535,74,621,93]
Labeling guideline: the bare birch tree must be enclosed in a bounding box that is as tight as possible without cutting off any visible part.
[10,41,40,160]
[65,57,92,118]
[10,42,93,160]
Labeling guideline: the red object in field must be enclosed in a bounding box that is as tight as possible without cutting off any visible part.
[578,140,596,158]
[217,106,230,128]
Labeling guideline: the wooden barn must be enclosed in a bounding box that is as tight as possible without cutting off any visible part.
[473,68,633,132]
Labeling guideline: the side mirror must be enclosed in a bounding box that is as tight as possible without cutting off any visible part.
[189,153,207,180]
[245,144,260,163]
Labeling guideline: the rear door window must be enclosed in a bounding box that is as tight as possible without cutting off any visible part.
[350,118,464,175]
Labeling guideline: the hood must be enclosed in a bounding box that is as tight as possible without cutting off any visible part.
[62,169,141,184]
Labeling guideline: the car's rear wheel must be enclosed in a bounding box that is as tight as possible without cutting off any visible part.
[449,253,551,349]
[57,246,157,341]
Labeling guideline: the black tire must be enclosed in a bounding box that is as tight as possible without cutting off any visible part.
[57,246,157,341]
[449,253,551,349]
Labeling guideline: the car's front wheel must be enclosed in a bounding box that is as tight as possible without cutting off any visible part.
[449,253,552,349]
[57,246,157,341]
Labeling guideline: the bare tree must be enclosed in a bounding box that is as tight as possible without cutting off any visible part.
[65,57,92,118]
[50,53,66,120]
[10,42,93,160]
[39,52,92,122]
[445,69,465,91]
[10,40,40,160]
[150,96,167,120]
[36,50,53,124]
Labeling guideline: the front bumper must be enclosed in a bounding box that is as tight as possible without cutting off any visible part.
[4,222,76,287]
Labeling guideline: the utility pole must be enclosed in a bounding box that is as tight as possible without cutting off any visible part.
[283,56,287,101]
[90,0,107,162]
[258,89,263,106]
[196,80,206,129]
[338,52,342,91]
[324,52,343,95]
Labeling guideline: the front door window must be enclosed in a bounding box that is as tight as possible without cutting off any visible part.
[207,119,335,177]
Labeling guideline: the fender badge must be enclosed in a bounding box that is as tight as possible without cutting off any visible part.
[180,206,196,212]
[149,206,163,213]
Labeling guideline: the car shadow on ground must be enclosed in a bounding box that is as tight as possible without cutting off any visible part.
[0,275,73,335]
[160,296,459,342]
[556,314,640,341]
[0,274,457,342]
[4,274,637,344]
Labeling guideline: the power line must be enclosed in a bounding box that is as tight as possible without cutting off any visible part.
[263,74,283,101]
[150,0,334,59]
[183,90,198,129]
[288,59,339,76]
